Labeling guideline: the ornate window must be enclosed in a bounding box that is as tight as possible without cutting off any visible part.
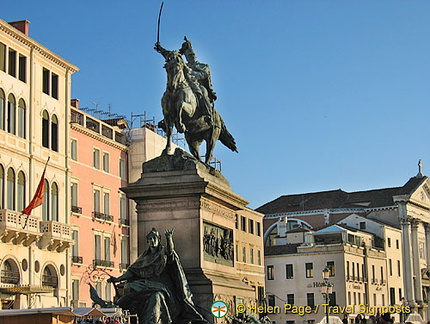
[1,260,19,284]
[17,99,26,138]
[51,182,58,221]
[0,165,4,208]
[42,110,49,148]
[42,180,49,221]
[6,168,15,210]
[17,171,25,212]
[7,94,16,135]
[42,265,58,288]
[51,115,58,152]
[0,89,5,130]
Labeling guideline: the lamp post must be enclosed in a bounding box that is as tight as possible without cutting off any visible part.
[320,267,333,324]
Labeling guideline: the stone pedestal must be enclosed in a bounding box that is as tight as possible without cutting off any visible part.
[122,149,257,323]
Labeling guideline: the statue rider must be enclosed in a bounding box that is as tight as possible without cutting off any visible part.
[179,37,216,125]
[155,38,215,129]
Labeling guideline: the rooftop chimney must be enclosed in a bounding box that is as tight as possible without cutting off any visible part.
[71,99,80,109]
[8,20,30,36]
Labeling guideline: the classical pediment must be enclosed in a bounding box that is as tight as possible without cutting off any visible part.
[408,179,430,209]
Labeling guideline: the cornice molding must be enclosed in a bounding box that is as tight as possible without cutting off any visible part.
[264,205,397,219]
[71,123,127,151]
[0,19,79,73]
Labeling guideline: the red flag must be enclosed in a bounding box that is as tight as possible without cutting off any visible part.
[22,170,46,215]
[22,158,49,216]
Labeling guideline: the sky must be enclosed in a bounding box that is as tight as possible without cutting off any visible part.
[3,1,430,208]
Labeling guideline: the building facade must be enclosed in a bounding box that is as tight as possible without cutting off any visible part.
[0,19,78,309]
[258,171,429,322]
[69,101,129,307]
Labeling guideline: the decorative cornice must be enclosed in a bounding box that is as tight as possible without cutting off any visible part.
[71,123,127,151]
[0,19,79,73]
[264,205,397,219]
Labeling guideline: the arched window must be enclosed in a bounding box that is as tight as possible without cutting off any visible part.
[6,168,15,210]
[7,94,16,135]
[17,171,25,212]
[42,180,49,221]
[51,182,58,221]
[17,99,26,139]
[1,259,19,284]
[42,265,58,288]
[0,89,5,130]
[42,110,49,148]
[51,114,58,152]
[0,165,4,209]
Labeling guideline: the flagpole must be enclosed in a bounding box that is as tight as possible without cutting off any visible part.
[22,157,50,229]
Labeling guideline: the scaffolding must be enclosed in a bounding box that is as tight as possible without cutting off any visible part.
[130,112,186,149]
[80,103,126,121]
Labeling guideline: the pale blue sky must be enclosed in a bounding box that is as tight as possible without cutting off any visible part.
[4,1,430,208]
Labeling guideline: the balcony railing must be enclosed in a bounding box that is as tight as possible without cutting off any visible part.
[72,256,83,264]
[1,270,19,284]
[71,108,126,145]
[92,211,113,222]
[0,209,38,232]
[93,259,114,268]
[71,206,82,214]
[119,218,130,226]
[71,110,84,126]
[40,221,71,239]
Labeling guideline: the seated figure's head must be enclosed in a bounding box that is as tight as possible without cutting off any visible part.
[147,228,161,248]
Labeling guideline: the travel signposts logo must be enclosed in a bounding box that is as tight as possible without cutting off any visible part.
[211,301,228,318]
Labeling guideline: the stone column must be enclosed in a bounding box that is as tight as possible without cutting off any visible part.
[425,225,430,271]
[411,219,423,305]
[399,212,415,306]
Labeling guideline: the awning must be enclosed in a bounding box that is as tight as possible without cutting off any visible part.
[0,307,122,318]
[0,284,53,295]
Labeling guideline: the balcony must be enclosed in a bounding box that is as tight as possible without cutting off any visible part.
[93,259,114,268]
[71,206,82,214]
[119,218,129,226]
[0,284,53,294]
[39,221,73,252]
[92,211,113,222]
[0,209,41,246]
[72,256,83,264]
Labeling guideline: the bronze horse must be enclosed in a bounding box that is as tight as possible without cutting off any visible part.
[156,46,237,164]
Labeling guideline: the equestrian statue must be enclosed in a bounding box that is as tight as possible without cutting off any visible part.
[155,37,237,164]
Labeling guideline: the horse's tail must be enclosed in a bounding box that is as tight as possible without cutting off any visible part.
[218,116,238,153]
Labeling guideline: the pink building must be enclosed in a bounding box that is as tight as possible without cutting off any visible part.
[69,100,129,307]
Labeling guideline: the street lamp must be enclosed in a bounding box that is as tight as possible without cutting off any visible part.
[320,267,333,324]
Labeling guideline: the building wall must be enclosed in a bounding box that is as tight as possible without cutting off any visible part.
[264,220,405,323]
[69,108,128,307]
[0,19,78,309]
[235,207,266,303]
